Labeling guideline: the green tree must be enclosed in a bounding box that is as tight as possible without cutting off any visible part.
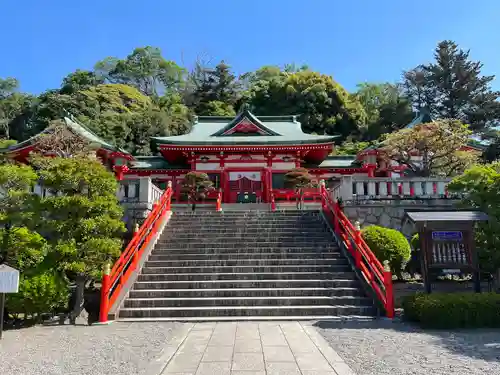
[0,163,38,265]
[32,156,125,323]
[0,77,34,139]
[335,140,372,155]
[246,69,367,141]
[354,83,413,139]
[60,70,104,94]
[381,119,479,177]
[186,60,241,115]
[181,172,214,211]
[95,46,185,97]
[448,163,500,287]
[402,40,500,132]
[6,270,69,321]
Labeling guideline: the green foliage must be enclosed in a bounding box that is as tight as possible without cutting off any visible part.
[448,163,500,274]
[33,156,125,280]
[0,77,34,139]
[354,82,413,140]
[284,168,313,188]
[0,163,38,229]
[381,119,479,177]
[181,172,214,201]
[402,40,500,132]
[410,233,420,251]
[246,69,367,141]
[0,227,48,272]
[402,292,500,328]
[361,225,411,278]
[335,140,372,155]
[60,70,104,94]
[186,61,240,116]
[95,46,185,97]
[6,271,69,317]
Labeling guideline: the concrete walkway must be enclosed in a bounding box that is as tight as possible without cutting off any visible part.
[149,321,355,375]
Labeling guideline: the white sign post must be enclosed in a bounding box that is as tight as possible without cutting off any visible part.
[0,264,20,339]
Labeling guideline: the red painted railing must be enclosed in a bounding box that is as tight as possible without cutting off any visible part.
[320,185,395,318]
[216,189,222,211]
[99,185,173,323]
[272,188,321,202]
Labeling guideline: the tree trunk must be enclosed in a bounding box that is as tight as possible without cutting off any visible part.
[495,268,500,292]
[69,275,86,325]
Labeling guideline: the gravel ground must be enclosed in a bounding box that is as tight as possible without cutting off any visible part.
[316,320,500,375]
[0,321,183,375]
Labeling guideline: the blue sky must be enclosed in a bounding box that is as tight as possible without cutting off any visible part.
[2,0,499,94]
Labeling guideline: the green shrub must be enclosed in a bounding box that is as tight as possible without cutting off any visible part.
[6,271,69,319]
[361,225,411,278]
[402,292,500,329]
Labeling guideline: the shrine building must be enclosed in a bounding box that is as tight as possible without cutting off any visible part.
[1,107,479,204]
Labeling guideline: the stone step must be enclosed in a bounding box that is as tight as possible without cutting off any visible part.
[128,287,365,299]
[144,258,348,267]
[152,246,339,254]
[123,295,372,308]
[172,212,319,216]
[168,218,323,223]
[159,237,332,244]
[165,224,325,230]
[154,242,336,249]
[133,279,361,290]
[118,305,376,318]
[137,271,355,282]
[163,229,330,235]
[118,315,376,322]
[148,252,343,261]
[141,265,349,274]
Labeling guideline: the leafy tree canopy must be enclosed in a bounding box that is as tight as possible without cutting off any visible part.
[381,119,479,177]
[354,82,413,140]
[448,163,500,275]
[246,69,367,141]
[95,46,185,97]
[402,40,500,133]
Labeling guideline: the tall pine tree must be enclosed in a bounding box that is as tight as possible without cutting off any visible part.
[403,40,500,132]
[186,60,241,116]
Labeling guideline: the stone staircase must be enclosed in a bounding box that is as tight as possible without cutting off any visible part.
[118,210,376,320]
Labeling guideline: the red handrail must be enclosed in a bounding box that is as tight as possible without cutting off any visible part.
[216,189,222,211]
[320,185,394,318]
[99,185,173,323]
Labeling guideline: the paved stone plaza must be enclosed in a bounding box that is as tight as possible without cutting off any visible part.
[3,319,499,375]
[151,321,354,375]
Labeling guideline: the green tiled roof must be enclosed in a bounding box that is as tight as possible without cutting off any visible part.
[152,109,338,147]
[404,108,432,129]
[318,156,359,168]
[1,116,129,155]
[130,156,188,170]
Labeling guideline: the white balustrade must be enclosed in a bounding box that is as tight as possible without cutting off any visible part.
[335,176,455,201]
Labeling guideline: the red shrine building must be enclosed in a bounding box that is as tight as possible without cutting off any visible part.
[2,107,477,204]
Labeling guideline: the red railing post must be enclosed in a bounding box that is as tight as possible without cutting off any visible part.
[353,220,363,268]
[216,189,222,211]
[99,263,111,323]
[383,260,395,318]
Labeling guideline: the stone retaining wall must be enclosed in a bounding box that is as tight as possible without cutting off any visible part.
[343,199,458,237]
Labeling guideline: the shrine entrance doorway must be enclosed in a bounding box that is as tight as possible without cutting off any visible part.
[228,171,263,203]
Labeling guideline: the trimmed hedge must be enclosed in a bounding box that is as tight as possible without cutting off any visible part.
[361,225,411,278]
[403,292,500,329]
